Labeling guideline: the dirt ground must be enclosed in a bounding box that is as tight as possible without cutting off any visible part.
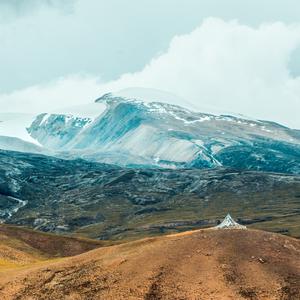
[0,228,299,300]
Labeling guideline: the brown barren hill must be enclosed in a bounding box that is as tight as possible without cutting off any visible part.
[0,224,103,270]
[0,228,299,300]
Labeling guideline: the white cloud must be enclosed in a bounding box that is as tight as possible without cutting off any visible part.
[1,18,300,128]
[99,18,300,128]
[0,75,102,114]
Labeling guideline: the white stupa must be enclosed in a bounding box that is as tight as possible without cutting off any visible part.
[215,213,246,229]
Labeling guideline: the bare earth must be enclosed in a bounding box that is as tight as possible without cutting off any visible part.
[0,228,299,300]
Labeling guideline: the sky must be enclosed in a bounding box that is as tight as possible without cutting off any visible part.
[0,0,300,128]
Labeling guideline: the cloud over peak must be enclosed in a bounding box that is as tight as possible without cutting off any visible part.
[101,18,300,127]
[1,18,300,128]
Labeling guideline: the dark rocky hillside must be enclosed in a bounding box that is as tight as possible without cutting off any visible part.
[1,150,300,241]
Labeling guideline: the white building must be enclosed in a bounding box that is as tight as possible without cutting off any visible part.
[215,213,247,229]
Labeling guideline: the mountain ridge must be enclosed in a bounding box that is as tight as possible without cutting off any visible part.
[25,93,300,173]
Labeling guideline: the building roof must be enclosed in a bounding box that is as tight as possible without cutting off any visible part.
[215,213,247,229]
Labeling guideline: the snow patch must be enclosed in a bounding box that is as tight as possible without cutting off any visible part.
[0,196,27,222]
[40,114,49,125]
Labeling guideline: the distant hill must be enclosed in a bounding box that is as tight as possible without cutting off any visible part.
[0,135,44,154]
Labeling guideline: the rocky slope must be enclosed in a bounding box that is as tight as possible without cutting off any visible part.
[27,92,300,173]
[1,150,300,240]
[0,228,299,300]
[27,113,93,150]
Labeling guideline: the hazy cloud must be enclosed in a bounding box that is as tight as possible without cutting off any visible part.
[1,18,300,129]
[98,19,300,129]
[2,0,300,93]
[0,75,102,113]
[0,0,75,18]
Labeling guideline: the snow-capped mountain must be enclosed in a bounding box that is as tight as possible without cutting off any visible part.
[28,113,93,149]
[0,102,106,153]
[26,91,300,173]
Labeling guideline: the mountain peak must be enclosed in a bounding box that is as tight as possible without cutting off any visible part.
[114,87,187,105]
[26,94,300,172]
